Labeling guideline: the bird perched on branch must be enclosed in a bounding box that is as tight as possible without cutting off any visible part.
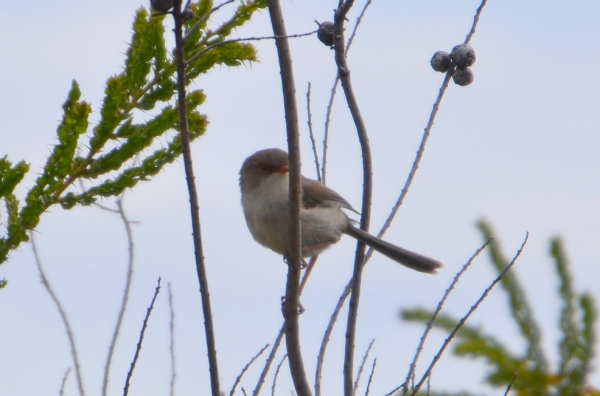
[239,148,442,274]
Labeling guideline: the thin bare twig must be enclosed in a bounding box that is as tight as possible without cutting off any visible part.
[168,283,176,396]
[364,359,376,396]
[183,0,235,43]
[271,354,289,396]
[253,324,285,396]
[332,2,374,395]
[410,233,529,395]
[345,0,372,51]
[320,78,338,186]
[402,239,492,394]
[173,1,221,394]
[100,198,136,396]
[231,344,270,396]
[182,0,194,13]
[306,82,322,181]
[123,278,162,396]
[59,368,71,396]
[384,384,402,396]
[364,0,489,266]
[266,1,311,395]
[353,339,375,396]
[321,0,372,185]
[363,70,452,265]
[32,236,85,396]
[315,278,352,396]
[255,256,317,396]
[464,0,488,44]
[186,30,317,66]
[503,371,519,396]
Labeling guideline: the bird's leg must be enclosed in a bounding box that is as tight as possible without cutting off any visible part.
[282,253,307,269]
[281,296,306,316]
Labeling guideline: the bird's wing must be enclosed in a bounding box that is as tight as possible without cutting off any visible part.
[301,177,360,214]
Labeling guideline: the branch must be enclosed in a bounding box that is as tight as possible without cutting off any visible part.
[186,31,316,66]
[353,339,375,396]
[321,0,372,185]
[230,344,270,396]
[315,278,352,396]
[123,277,162,396]
[253,324,285,396]
[364,358,376,396]
[183,0,235,43]
[364,0,489,265]
[266,1,311,395]
[402,238,492,394]
[168,283,177,396]
[503,371,519,396]
[254,256,318,396]
[173,1,221,395]
[100,198,136,396]
[32,236,85,396]
[306,82,322,181]
[464,0,488,44]
[410,233,529,395]
[59,368,71,396]
[332,2,374,395]
[271,354,289,396]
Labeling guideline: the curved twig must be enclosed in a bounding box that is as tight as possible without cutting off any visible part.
[32,236,85,396]
[332,2,374,395]
[100,198,136,396]
[321,0,373,185]
[306,82,322,181]
[231,344,270,396]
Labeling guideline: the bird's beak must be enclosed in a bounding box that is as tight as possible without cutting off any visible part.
[276,164,289,173]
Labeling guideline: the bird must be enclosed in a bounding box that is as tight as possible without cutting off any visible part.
[239,148,443,274]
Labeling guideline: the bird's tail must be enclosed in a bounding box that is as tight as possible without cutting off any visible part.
[345,225,443,274]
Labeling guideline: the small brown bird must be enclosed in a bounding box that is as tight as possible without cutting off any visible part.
[239,148,443,274]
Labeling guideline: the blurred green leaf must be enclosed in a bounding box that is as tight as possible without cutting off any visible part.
[0,1,266,269]
[402,223,597,395]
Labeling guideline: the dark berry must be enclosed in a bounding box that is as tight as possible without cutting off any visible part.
[316,21,335,47]
[151,0,173,13]
[430,51,451,72]
[450,44,476,69]
[452,67,474,86]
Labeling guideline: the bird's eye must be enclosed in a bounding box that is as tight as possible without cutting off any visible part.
[259,164,269,173]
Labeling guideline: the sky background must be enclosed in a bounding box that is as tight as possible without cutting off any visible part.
[1,0,599,395]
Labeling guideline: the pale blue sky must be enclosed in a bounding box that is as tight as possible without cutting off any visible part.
[1,1,599,395]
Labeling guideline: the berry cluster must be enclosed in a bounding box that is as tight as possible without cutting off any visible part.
[430,44,476,86]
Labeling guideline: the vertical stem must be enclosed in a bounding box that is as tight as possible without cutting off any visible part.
[266,1,312,395]
[332,1,373,395]
[173,1,220,395]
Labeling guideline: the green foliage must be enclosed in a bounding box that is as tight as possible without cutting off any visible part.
[402,221,598,395]
[0,1,267,276]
